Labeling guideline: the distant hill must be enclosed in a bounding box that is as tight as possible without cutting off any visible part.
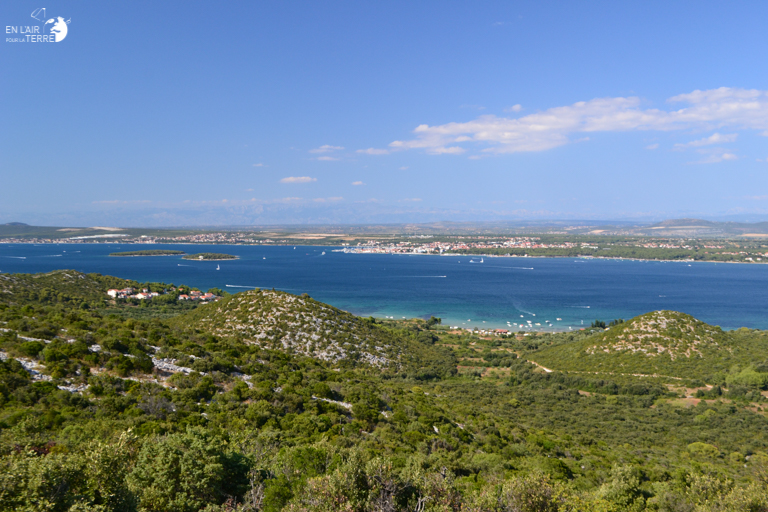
[174,288,456,375]
[532,310,768,381]
[0,224,204,240]
[629,218,768,237]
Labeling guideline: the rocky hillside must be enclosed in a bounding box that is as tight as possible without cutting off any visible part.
[174,289,446,372]
[584,311,723,360]
[531,311,768,381]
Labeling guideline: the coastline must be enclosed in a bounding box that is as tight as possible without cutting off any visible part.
[1,243,765,332]
[2,239,765,264]
[341,250,766,265]
[109,254,185,257]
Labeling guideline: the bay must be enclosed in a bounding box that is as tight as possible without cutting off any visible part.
[1,243,766,331]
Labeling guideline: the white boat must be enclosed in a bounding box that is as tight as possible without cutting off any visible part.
[216,265,220,270]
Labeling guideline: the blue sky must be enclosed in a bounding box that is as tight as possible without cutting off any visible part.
[2,1,768,226]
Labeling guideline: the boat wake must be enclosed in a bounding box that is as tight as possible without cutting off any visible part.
[512,301,534,316]
[392,275,447,278]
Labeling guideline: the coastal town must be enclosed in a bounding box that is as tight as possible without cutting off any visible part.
[2,222,768,263]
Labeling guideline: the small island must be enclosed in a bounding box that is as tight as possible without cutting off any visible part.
[182,253,238,261]
[109,250,186,257]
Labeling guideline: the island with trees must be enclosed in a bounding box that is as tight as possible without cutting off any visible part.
[182,252,238,261]
[109,250,186,257]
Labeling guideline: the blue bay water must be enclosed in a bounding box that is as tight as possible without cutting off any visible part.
[1,243,767,331]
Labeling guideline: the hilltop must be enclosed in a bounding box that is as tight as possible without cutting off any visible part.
[585,310,723,360]
[531,311,768,381]
[174,288,455,375]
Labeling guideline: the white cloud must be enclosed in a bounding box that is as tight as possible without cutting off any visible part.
[309,145,344,154]
[399,198,422,202]
[313,197,343,203]
[645,143,659,150]
[386,87,768,155]
[92,200,151,204]
[351,181,364,186]
[280,176,317,184]
[356,148,390,155]
[504,104,523,113]
[315,156,340,161]
[674,132,737,149]
[691,152,738,164]
[399,166,409,170]
[253,163,266,167]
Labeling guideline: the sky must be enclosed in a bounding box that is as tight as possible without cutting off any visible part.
[2,1,768,226]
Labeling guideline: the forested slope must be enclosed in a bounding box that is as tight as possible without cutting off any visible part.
[1,272,768,511]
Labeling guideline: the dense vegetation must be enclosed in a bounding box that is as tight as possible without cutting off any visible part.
[109,250,186,257]
[183,253,238,260]
[1,271,767,511]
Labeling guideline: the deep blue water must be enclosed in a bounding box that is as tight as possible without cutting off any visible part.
[1,243,767,331]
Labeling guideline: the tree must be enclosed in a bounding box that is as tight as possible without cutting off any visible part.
[127,427,248,512]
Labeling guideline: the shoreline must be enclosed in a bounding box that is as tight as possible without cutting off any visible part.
[109,254,185,257]
[0,244,762,332]
[2,240,766,264]
[340,250,766,265]
[182,258,239,261]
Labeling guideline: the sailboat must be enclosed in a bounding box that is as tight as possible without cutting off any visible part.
[216,264,220,270]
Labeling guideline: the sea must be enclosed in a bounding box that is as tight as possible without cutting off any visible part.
[1,243,767,332]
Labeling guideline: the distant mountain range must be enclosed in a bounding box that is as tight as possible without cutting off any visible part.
[3,218,768,237]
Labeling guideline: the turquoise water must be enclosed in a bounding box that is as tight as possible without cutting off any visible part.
[1,243,767,331]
